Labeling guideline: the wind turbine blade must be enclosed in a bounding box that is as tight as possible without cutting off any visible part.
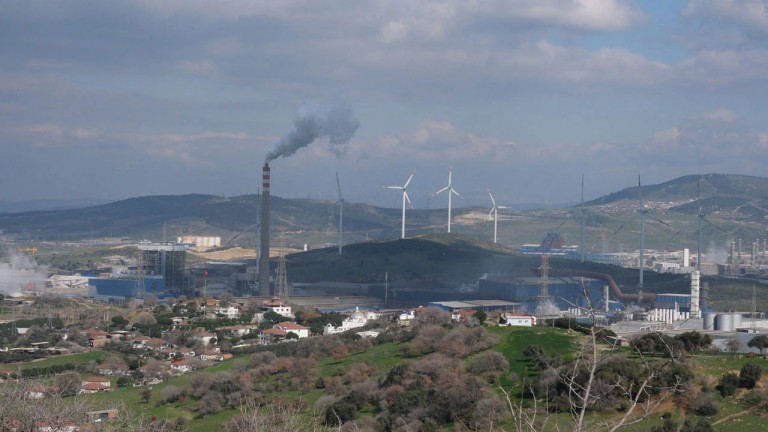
[435,186,450,195]
[404,191,413,209]
[451,188,462,199]
[487,189,497,207]
[384,186,403,190]
[497,205,510,209]
[336,172,342,201]
[649,216,670,227]
[702,217,726,232]
[403,170,416,189]
[489,208,495,217]
[448,167,452,187]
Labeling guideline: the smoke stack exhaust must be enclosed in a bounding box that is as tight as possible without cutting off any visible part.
[259,163,271,296]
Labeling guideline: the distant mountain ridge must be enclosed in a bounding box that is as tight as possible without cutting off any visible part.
[587,174,768,206]
[1,173,766,247]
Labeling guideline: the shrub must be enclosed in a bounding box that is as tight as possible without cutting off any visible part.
[717,373,740,397]
[689,391,718,416]
[324,397,357,426]
[739,362,763,389]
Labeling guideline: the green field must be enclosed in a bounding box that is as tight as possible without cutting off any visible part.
[6,351,106,371]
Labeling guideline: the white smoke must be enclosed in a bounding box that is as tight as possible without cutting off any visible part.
[705,241,728,265]
[535,299,561,316]
[265,98,360,163]
[0,251,49,296]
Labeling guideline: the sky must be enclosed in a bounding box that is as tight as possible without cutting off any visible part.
[2,0,768,208]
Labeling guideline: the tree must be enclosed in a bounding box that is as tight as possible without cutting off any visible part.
[144,296,159,309]
[53,371,81,397]
[748,335,768,355]
[331,343,350,363]
[141,388,153,403]
[740,362,763,389]
[112,315,129,328]
[717,373,740,397]
[726,336,743,355]
[134,312,158,326]
[220,291,235,306]
[675,331,713,353]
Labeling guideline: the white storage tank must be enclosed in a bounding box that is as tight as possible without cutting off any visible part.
[703,313,716,330]
[716,313,734,332]
[732,313,743,329]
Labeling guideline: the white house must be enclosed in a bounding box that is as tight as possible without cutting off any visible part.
[273,322,310,338]
[324,307,379,334]
[499,313,537,327]
[170,359,194,373]
[212,305,240,319]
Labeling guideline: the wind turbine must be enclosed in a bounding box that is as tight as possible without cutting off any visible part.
[488,189,509,244]
[384,170,416,239]
[434,167,462,233]
[336,172,343,255]
[696,176,725,272]
[636,175,671,288]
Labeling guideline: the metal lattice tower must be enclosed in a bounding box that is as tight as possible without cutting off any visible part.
[538,254,550,302]
[275,233,289,300]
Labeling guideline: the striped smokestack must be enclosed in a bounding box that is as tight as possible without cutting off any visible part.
[259,163,271,296]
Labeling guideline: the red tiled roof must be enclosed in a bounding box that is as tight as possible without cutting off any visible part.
[83,376,111,383]
[275,322,307,331]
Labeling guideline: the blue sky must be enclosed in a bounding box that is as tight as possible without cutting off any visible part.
[2,1,768,208]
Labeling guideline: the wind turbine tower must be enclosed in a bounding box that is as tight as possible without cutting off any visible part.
[384,170,416,239]
[336,173,344,255]
[638,175,646,288]
[580,175,586,263]
[488,189,509,244]
[435,167,462,233]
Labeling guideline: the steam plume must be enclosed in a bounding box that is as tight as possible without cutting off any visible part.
[0,251,48,296]
[265,98,360,163]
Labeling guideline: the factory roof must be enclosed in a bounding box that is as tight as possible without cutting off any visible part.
[465,300,521,307]
[429,301,477,309]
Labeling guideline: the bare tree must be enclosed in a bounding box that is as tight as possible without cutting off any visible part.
[225,399,321,432]
[500,287,687,432]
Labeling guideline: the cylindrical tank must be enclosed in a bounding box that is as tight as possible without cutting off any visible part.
[732,313,743,329]
[716,313,734,332]
[703,313,716,330]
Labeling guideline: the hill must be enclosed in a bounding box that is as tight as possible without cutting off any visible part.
[1,173,767,255]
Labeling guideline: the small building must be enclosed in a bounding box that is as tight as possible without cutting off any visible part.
[170,359,194,373]
[273,322,310,338]
[80,376,111,394]
[499,313,537,327]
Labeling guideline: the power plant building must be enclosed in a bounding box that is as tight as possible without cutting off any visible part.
[478,276,606,311]
[139,244,187,295]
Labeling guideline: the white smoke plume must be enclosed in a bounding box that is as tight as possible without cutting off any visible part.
[0,251,49,296]
[535,299,561,316]
[265,98,360,163]
[706,241,728,265]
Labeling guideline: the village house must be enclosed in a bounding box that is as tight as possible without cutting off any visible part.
[324,307,379,335]
[263,298,294,318]
[273,322,310,338]
[170,359,195,374]
[499,313,537,327]
[211,305,240,319]
[80,376,111,394]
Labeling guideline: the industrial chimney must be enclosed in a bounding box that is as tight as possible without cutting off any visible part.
[259,163,271,296]
[690,270,700,318]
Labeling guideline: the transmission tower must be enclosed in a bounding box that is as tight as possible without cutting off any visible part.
[538,254,550,302]
[275,232,289,300]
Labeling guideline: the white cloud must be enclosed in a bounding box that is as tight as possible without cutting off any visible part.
[685,0,768,36]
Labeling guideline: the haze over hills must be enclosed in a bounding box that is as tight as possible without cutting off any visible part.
[1,174,767,254]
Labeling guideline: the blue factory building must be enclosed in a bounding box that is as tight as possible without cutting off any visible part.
[89,276,165,303]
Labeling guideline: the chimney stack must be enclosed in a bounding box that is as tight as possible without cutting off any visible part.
[259,163,271,296]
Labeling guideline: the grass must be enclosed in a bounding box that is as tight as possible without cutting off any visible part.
[489,325,576,383]
[5,351,106,371]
